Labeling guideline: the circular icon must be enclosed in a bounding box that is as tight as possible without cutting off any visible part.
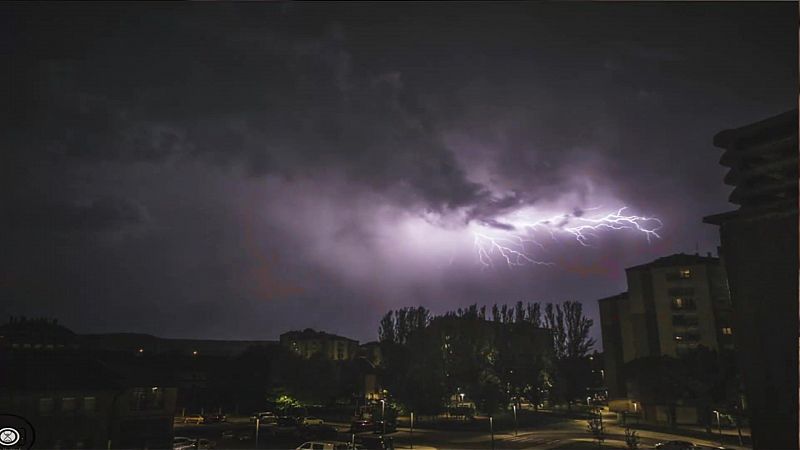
[0,428,20,446]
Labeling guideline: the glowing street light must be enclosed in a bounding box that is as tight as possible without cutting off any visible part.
[381,399,386,436]
[512,404,518,436]
[489,416,495,450]
[713,410,723,447]
[409,412,414,450]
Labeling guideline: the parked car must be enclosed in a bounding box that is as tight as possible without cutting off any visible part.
[350,419,374,433]
[173,437,195,450]
[295,442,356,450]
[203,414,226,423]
[250,411,278,423]
[182,414,205,424]
[302,417,325,426]
[655,441,699,450]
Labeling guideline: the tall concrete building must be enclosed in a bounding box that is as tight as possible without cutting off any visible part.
[704,110,798,450]
[599,253,735,402]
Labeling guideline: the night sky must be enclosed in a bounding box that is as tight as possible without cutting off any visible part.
[2,3,796,344]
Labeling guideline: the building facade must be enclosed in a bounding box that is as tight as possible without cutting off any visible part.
[599,253,735,409]
[704,109,798,449]
[1,350,177,449]
[280,328,360,361]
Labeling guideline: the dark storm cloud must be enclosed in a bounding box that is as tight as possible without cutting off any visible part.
[2,196,148,233]
[1,2,795,341]
[6,5,488,218]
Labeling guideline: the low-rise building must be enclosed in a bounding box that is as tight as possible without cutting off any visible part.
[280,328,360,361]
[1,348,177,449]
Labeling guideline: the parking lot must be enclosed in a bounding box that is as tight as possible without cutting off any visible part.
[174,416,394,449]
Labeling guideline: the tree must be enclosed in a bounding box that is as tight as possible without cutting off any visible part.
[544,303,566,359]
[378,303,556,416]
[514,301,525,323]
[625,355,687,427]
[625,347,743,430]
[542,301,596,408]
[563,301,595,358]
[379,307,430,345]
[526,302,542,327]
[379,311,396,343]
[587,409,605,448]
[624,427,640,450]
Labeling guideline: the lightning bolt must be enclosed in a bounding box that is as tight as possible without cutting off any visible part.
[473,207,662,268]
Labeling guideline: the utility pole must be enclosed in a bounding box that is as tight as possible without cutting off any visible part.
[410,412,414,449]
[490,416,495,450]
[381,399,386,436]
[512,404,518,436]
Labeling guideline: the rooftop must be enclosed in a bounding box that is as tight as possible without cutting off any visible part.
[2,351,122,390]
[280,328,359,343]
[598,292,628,304]
[713,109,797,150]
[626,252,719,271]
[708,109,798,217]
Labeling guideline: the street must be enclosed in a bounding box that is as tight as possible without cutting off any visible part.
[174,415,751,450]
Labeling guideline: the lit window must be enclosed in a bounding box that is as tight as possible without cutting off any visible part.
[679,269,692,279]
[722,327,733,335]
[671,297,696,310]
[674,335,683,341]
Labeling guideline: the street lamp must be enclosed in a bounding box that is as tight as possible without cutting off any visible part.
[489,416,495,450]
[409,412,414,450]
[512,404,518,436]
[381,399,386,436]
[713,410,722,448]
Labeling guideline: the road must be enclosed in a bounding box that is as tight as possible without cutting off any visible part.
[174,416,752,450]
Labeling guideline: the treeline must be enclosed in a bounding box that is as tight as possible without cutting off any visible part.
[378,301,595,359]
[376,301,599,415]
